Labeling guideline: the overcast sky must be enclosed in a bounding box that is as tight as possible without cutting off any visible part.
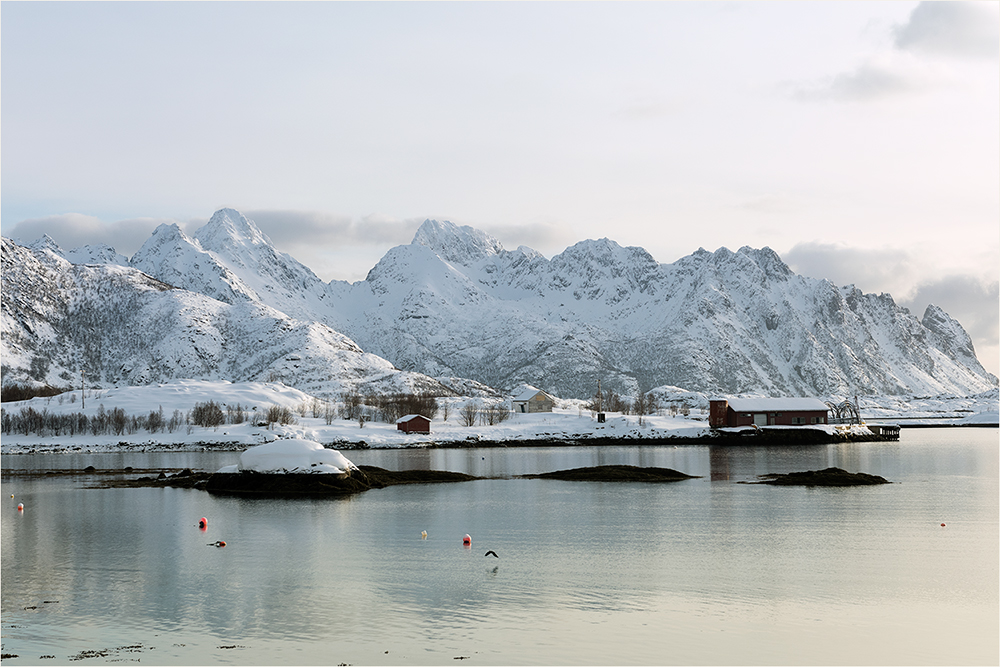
[2,2,998,375]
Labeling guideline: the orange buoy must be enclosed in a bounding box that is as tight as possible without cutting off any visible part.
[17,503,24,511]
[208,540,226,547]
[198,517,208,529]
[463,534,472,546]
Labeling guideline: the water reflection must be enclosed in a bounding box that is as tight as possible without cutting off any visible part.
[2,430,997,665]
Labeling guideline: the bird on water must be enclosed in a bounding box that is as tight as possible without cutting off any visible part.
[484,550,499,558]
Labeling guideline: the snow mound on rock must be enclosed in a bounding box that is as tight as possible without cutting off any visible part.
[225,438,358,474]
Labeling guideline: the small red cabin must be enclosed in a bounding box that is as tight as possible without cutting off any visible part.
[396,414,431,434]
[709,398,829,428]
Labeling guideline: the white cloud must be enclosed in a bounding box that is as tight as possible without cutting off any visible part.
[8,214,175,258]
[894,1,1000,59]
[789,59,927,102]
[783,241,919,296]
[787,1,996,103]
[244,210,421,249]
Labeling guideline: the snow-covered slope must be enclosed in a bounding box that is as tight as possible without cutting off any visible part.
[5,209,995,400]
[129,209,332,323]
[322,220,996,398]
[1,237,453,397]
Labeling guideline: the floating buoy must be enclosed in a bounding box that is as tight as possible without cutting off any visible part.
[463,534,472,546]
[941,523,946,527]
[198,517,208,529]
[421,530,427,539]
[17,503,24,511]
[208,540,226,548]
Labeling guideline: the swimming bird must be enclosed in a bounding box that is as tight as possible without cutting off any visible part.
[484,550,498,558]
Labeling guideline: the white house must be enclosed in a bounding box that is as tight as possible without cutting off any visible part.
[512,386,555,413]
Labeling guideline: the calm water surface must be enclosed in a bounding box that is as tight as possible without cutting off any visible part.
[2,429,997,665]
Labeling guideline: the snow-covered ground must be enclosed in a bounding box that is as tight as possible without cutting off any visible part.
[0,380,995,455]
[217,438,359,475]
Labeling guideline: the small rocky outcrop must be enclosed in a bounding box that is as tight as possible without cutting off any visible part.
[753,467,890,486]
[204,465,479,496]
[520,464,697,482]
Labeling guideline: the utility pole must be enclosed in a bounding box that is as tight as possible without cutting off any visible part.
[81,370,85,410]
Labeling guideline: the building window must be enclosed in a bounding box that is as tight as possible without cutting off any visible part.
[791,417,805,424]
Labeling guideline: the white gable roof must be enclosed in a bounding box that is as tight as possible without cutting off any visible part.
[513,386,552,402]
[726,398,829,412]
[395,414,430,424]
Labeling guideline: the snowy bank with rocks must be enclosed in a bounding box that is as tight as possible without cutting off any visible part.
[1,380,995,455]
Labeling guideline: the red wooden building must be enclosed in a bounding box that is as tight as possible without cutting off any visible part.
[709,398,829,428]
[396,414,432,434]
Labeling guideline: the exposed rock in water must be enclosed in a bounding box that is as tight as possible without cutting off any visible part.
[753,467,890,486]
[519,465,697,482]
[204,465,480,496]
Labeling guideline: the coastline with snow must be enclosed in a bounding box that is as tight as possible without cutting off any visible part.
[1,380,995,455]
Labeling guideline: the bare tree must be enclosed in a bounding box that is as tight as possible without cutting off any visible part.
[460,401,479,427]
[483,400,510,425]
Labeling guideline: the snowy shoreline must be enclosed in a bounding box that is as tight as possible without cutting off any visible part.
[1,380,996,455]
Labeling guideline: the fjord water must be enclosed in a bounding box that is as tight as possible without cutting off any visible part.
[2,429,997,665]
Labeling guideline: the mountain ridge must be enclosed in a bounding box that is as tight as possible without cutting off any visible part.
[3,208,995,400]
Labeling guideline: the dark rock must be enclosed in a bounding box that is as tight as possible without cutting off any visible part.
[205,465,480,497]
[753,467,890,486]
[520,464,697,482]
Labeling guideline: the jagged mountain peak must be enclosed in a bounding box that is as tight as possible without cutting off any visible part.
[515,245,544,260]
[558,237,657,265]
[65,244,130,267]
[194,208,271,252]
[25,234,62,255]
[922,303,978,360]
[736,246,792,278]
[412,219,504,266]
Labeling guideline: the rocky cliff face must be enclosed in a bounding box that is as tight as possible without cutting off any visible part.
[1,236,453,397]
[4,209,995,399]
[322,220,996,397]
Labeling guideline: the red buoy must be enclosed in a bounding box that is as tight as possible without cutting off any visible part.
[17,503,24,512]
[463,534,472,546]
[198,517,208,530]
[941,523,946,527]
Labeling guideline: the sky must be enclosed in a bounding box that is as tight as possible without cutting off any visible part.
[2,1,998,375]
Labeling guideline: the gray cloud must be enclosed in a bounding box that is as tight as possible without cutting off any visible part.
[8,214,176,258]
[789,62,922,102]
[244,209,422,250]
[784,241,918,295]
[785,241,998,374]
[787,1,997,103]
[894,1,1000,59]
[481,220,574,256]
[899,275,999,357]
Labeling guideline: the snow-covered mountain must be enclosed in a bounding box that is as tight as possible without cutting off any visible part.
[129,209,332,323]
[321,220,996,398]
[1,237,455,397]
[4,209,995,400]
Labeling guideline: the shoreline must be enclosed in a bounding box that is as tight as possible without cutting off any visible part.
[0,424,926,456]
